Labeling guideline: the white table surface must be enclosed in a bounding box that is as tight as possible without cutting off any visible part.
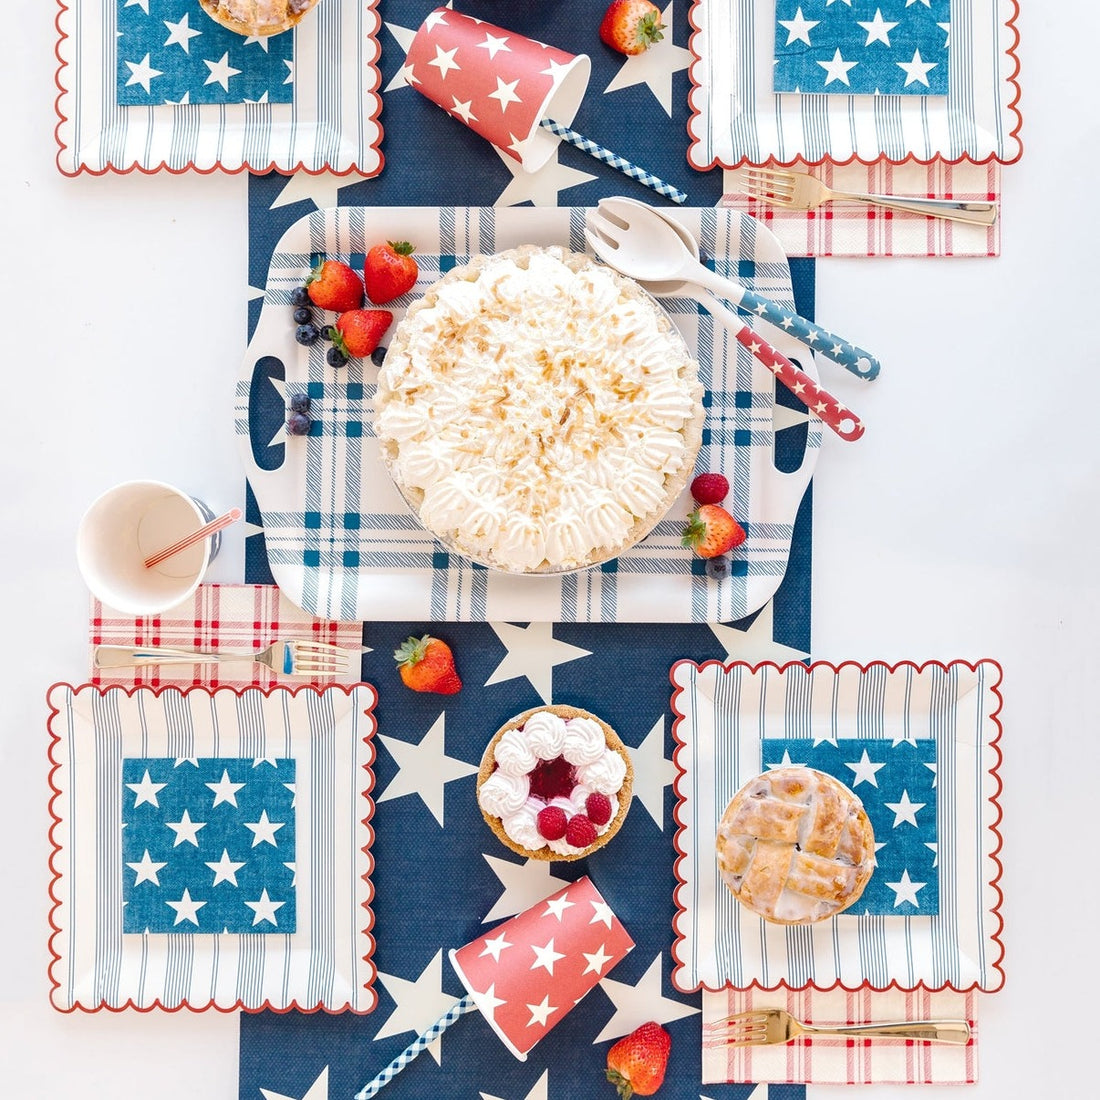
[4,3,1098,1097]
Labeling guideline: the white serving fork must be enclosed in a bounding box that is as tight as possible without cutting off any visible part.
[740,166,998,226]
[93,639,354,678]
[705,1008,971,1048]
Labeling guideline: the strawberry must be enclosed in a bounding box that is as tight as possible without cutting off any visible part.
[565,814,598,848]
[599,0,665,57]
[306,259,363,312]
[333,309,393,359]
[537,806,568,841]
[365,241,419,304]
[606,1021,671,1098]
[681,504,746,559]
[689,472,729,506]
[585,792,613,826]
[394,634,462,694]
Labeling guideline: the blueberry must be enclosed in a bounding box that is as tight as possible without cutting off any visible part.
[289,392,311,414]
[291,286,311,308]
[326,346,349,368]
[295,323,320,346]
[292,306,312,325]
[321,325,337,342]
[705,555,731,580]
[286,411,312,436]
[370,345,388,367]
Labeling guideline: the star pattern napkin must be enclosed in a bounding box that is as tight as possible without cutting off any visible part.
[774,0,950,96]
[122,756,296,933]
[116,0,294,106]
[761,738,939,914]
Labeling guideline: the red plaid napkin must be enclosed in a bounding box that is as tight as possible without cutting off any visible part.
[702,986,979,1084]
[90,583,365,687]
[722,161,1001,258]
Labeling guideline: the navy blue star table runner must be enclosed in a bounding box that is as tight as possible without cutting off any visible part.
[241,2,812,1096]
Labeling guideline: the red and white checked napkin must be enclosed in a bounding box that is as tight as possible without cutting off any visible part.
[722,161,1001,258]
[702,987,979,1085]
[89,583,365,687]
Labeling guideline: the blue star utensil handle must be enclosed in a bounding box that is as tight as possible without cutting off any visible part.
[354,996,477,1099]
[734,288,881,380]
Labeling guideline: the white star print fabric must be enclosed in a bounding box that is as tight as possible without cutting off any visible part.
[46,682,377,1011]
[117,0,294,106]
[773,1,950,96]
[670,659,1005,992]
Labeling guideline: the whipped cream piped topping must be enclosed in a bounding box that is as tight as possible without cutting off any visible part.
[478,709,628,854]
[375,248,703,572]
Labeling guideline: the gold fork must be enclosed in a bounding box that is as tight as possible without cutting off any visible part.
[739,166,998,226]
[93,640,355,677]
[704,1009,971,1047]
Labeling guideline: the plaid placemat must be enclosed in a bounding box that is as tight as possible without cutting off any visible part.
[670,659,1005,993]
[703,987,979,1084]
[723,161,1003,257]
[90,583,366,687]
[116,0,294,106]
[237,205,821,624]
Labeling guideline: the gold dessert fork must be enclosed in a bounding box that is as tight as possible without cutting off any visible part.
[704,1009,971,1047]
[93,639,355,678]
[739,167,998,226]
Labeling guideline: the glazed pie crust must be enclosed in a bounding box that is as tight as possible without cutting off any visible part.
[198,0,321,36]
[716,766,876,925]
[477,704,634,862]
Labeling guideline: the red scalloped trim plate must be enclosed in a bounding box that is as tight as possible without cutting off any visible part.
[53,1,385,178]
[685,1,1023,171]
[46,680,379,1014]
[668,657,1005,995]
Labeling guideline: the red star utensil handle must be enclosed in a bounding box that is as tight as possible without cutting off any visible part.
[733,328,865,442]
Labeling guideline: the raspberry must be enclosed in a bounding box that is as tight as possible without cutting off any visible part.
[585,792,612,826]
[690,472,729,505]
[537,806,568,841]
[528,755,577,801]
[565,814,597,849]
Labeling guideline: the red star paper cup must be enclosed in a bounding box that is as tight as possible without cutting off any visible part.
[449,876,634,1060]
[406,7,591,172]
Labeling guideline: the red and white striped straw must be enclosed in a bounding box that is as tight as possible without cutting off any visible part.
[143,507,242,570]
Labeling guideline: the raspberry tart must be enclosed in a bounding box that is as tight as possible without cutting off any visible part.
[198,0,321,37]
[477,704,634,861]
[374,246,704,573]
[716,766,876,925]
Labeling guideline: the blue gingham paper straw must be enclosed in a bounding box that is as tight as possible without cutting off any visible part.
[354,996,478,1099]
[540,118,688,204]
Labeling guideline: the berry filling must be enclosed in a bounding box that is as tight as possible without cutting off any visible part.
[528,755,577,801]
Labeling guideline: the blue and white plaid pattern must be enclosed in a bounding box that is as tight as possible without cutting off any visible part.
[121,756,296,934]
[235,205,821,624]
[690,0,1021,167]
[57,0,382,174]
[48,683,376,1011]
[116,0,293,106]
[760,738,939,915]
[672,660,1004,992]
[773,0,950,97]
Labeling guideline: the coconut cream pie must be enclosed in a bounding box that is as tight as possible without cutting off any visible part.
[716,767,876,925]
[374,246,704,573]
[198,0,320,36]
[477,705,633,861]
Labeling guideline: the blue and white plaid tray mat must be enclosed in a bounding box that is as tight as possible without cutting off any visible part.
[116,0,294,106]
[236,205,822,625]
[670,659,1005,993]
[47,682,377,1012]
[688,0,1022,168]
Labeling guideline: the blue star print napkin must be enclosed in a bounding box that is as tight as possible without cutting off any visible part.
[117,0,294,106]
[761,738,939,915]
[122,757,296,933]
[774,0,950,96]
